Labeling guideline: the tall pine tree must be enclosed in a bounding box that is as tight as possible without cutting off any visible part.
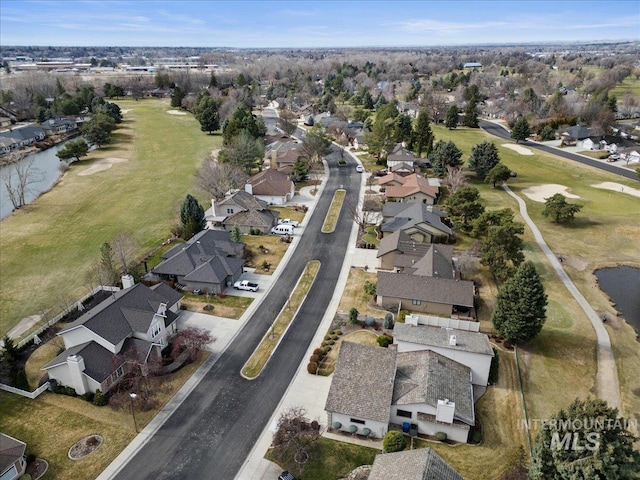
[411,109,434,157]
[468,141,501,179]
[180,194,206,240]
[492,261,547,343]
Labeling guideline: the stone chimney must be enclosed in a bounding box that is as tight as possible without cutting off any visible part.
[121,274,135,289]
[245,182,253,195]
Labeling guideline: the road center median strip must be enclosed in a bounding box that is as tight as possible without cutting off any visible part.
[241,260,321,379]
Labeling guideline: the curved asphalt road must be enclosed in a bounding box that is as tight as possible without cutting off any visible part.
[113,127,361,479]
[479,120,638,181]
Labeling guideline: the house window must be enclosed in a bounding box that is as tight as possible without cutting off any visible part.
[350,418,366,425]
[397,409,412,419]
[412,299,421,306]
[115,366,124,377]
[151,322,162,337]
[226,208,234,214]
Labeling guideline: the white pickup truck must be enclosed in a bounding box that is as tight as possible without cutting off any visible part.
[278,218,299,227]
[233,280,259,292]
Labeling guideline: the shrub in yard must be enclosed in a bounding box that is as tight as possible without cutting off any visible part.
[324,334,332,340]
[93,389,108,406]
[383,312,394,329]
[436,432,448,441]
[488,348,499,384]
[313,348,323,356]
[472,429,483,443]
[12,368,29,391]
[331,334,339,340]
[26,454,36,464]
[377,335,393,348]
[365,316,375,327]
[349,307,359,325]
[398,310,408,323]
[307,362,318,374]
[363,280,377,297]
[310,354,321,363]
[322,346,331,354]
[20,475,31,480]
[82,392,95,403]
[327,339,335,345]
[383,430,406,453]
[53,384,77,397]
[335,329,342,335]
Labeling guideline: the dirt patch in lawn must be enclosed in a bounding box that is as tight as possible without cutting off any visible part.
[166,110,187,115]
[77,157,127,176]
[68,434,103,460]
[521,184,580,202]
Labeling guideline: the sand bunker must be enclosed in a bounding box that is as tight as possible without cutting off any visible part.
[592,182,640,198]
[166,110,187,116]
[120,109,131,114]
[521,184,581,203]
[502,143,534,155]
[78,158,127,176]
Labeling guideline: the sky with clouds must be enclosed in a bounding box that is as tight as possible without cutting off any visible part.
[1,1,639,48]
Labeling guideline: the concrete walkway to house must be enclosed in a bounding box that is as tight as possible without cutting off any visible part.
[502,184,622,410]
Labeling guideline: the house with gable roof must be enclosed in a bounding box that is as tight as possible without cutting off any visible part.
[43,282,183,395]
[325,342,475,443]
[150,229,245,294]
[368,448,464,480]
[380,202,453,244]
[0,433,27,480]
[245,169,295,205]
[205,190,279,234]
[386,143,416,173]
[379,172,440,204]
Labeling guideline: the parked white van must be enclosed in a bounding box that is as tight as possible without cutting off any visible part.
[271,224,294,235]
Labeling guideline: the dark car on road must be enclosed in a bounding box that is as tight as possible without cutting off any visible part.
[278,472,298,480]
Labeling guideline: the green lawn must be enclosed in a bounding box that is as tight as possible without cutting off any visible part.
[611,74,640,98]
[0,99,220,337]
[432,123,640,423]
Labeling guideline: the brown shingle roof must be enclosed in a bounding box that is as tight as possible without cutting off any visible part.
[377,271,474,307]
[247,169,293,197]
[368,448,465,480]
[385,174,439,200]
[324,342,396,423]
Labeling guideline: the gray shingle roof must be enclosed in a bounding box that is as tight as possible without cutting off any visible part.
[368,448,465,480]
[324,342,396,423]
[393,323,494,356]
[405,244,455,279]
[377,271,474,307]
[394,350,474,425]
[381,203,452,236]
[59,283,181,346]
[183,255,244,283]
[0,433,27,473]
[224,207,278,229]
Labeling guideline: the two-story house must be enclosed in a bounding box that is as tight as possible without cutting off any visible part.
[43,281,183,395]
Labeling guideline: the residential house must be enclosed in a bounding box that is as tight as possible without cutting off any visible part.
[0,137,17,156]
[380,173,439,204]
[41,117,78,136]
[463,62,483,69]
[380,202,453,243]
[245,169,295,205]
[397,102,420,119]
[0,433,27,480]
[325,342,475,443]
[150,229,245,294]
[265,136,303,173]
[368,448,464,480]
[393,323,494,387]
[43,282,183,395]
[376,271,475,318]
[377,230,456,274]
[620,146,640,164]
[560,125,592,145]
[0,125,46,148]
[386,143,416,172]
[206,190,279,234]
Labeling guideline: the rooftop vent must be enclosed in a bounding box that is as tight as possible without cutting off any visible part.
[449,335,457,346]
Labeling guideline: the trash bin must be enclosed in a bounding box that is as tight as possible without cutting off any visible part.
[409,423,418,436]
[402,422,410,433]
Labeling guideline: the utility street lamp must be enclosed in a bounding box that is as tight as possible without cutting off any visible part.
[129,392,138,433]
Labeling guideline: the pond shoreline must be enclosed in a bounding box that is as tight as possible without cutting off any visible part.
[594,264,640,337]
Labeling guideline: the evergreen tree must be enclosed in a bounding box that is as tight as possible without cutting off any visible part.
[194,96,220,134]
[485,163,512,188]
[445,104,459,129]
[411,109,434,157]
[529,397,640,479]
[231,226,242,243]
[223,106,263,144]
[446,186,485,230]
[468,141,501,179]
[480,221,525,281]
[291,157,309,182]
[392,114,413,144]
[81,112,116,147]
[429,140,463,177]
[492,261,547,343]
[171,86,185,108]
[180,194,206,239]
[542,194,583,224]
[56,138,89,162]
[219,130,265,174]
[511,117,531,143]
[463,99,479,128]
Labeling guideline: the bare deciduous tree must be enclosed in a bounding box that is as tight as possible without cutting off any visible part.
[112,232,137,276]
[348,202,379,234]
[1,154,43,210]
[196,154,248,201]
[277,108,298,136]
[272,406,323,473]
[444,165,468,194]
[170,326,215,362]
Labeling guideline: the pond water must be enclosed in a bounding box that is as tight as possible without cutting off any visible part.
[595,266,640,332]
[0,140,76,220]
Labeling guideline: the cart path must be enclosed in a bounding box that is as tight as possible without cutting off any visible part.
[502,184,622,410]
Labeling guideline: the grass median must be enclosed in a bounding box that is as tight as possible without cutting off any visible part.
[241,260,320,379]
[321,189,346,233]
